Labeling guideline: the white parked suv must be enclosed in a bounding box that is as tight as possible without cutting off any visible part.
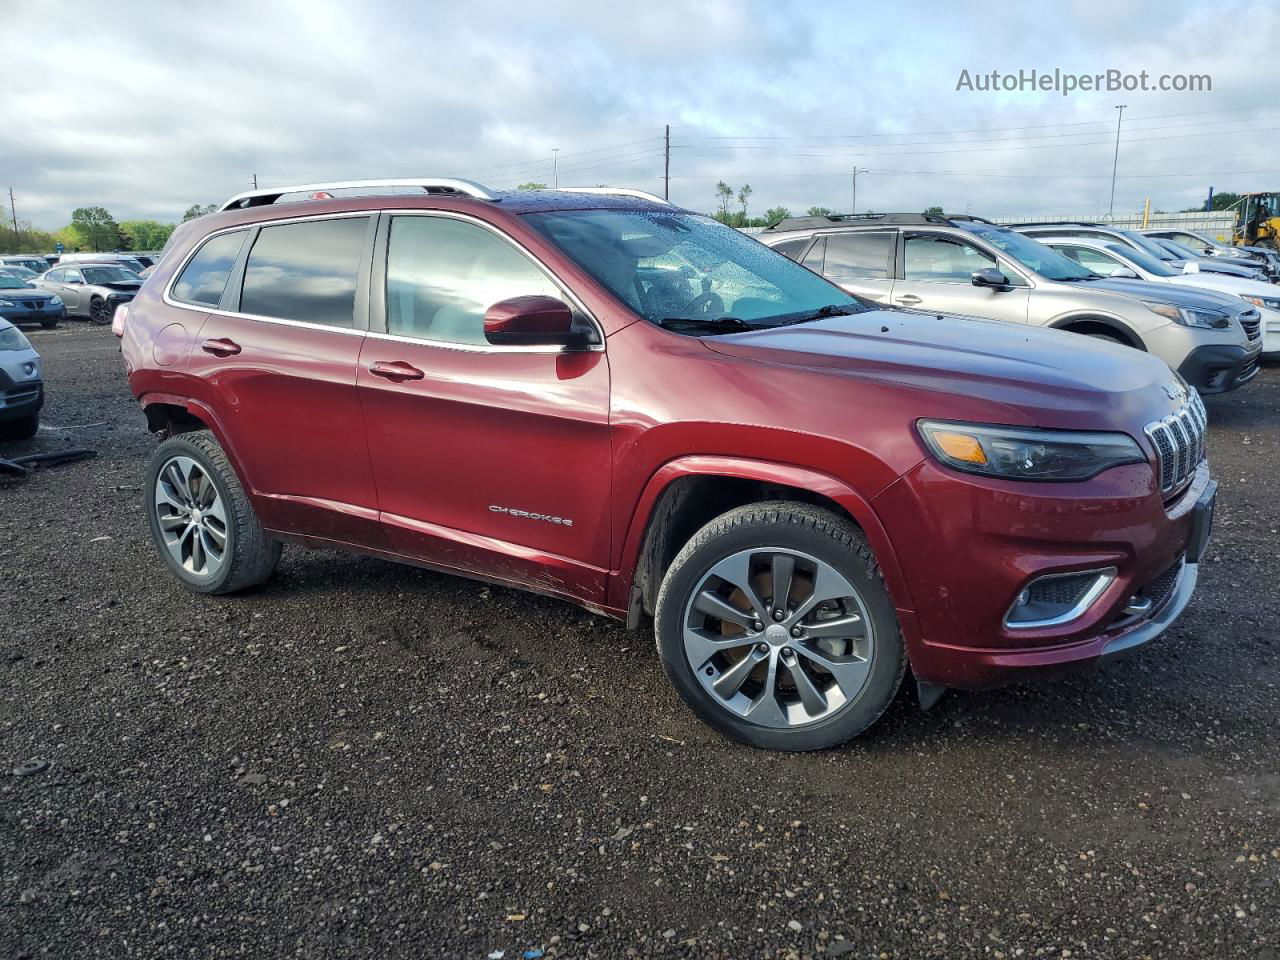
[1040,236,1278,355]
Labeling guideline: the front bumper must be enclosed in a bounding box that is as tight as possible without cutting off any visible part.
[873,458,1211,690]
[0,303,65,327]
[1176,340,1263,393]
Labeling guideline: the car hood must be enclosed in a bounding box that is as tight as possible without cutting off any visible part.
[1166,273,1278,299]
[701,308,1182,432]
[1082,277,1246,313]
[0,287,53,301]
[1196,260,1263,279]
[88,281,142,292]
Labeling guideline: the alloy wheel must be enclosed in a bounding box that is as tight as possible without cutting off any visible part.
[682,547,874,728]
[153,455,228,578]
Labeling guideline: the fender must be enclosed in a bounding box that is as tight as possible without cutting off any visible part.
[611,454,916,616]
[138,391,256,497]
[1046,312,1145,348]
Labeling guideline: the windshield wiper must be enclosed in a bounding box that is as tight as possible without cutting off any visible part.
[758,303,864,327]
[656,315,753,335]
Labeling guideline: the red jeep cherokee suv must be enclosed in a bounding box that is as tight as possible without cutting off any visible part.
[118,179,1215,750]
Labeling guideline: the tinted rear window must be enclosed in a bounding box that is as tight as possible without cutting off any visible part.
[239,217,369,326]
[770,238,809,260]
[824,232,893,280]
[172,231,248,306]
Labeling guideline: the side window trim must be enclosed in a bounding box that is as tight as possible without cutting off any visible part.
[164,211,374,334]
[368,210,603,352]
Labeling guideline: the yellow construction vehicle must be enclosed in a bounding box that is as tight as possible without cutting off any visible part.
[1231,192,1280,250]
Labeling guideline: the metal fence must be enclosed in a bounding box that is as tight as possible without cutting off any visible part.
[993,211,1237,241]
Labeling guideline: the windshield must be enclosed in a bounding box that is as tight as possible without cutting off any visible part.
[82,266,141,284]
[1120,230,1181,262]
[522,210,867,331]
[1104,243,1178,277]
[0,275,34,289]
[962,224,1096,280]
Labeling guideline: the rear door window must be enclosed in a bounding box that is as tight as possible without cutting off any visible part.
[823,232,893,280]
[240,217,370,327]
[770,238,810,260]
[171,230,248,307]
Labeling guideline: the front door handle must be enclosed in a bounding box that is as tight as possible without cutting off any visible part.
[368,360,425,382]
[895,295,922,305]
[201,337,241,357]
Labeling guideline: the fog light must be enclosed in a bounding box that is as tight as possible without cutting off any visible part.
[1005,567,1116,629]
[21,362,35,378]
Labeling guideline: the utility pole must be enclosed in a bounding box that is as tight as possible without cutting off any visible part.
[252,173,258,189]
[663,124,670,201]
[8,188,17,240]
[1107,104,1126,219]
[552,148,559,188]
[850,166,859,215]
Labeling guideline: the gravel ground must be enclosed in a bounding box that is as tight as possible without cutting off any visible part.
[2,324,1277,960]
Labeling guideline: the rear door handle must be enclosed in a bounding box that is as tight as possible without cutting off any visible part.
[895,295,922,305]
[201,337,241,357]
[368,360,425,382]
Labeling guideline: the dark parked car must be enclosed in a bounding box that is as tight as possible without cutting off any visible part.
[0,273,64,329]
[117,179,1214,750]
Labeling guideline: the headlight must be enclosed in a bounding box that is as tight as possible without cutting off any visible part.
[49,295,63,306]
[1140,300,1230,329]
[0,325,32,351]
[917,420,1146,482]
[1242,294,1280,311]
[0,299,15,308]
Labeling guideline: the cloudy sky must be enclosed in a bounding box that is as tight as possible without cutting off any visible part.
[6,0,1278,229]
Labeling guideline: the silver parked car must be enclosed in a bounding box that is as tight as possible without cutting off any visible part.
[33,262,143,324]
[760,213,1262,395]
[0,317,43,440]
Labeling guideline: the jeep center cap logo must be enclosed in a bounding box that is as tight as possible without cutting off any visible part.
[1164,382,1185,402]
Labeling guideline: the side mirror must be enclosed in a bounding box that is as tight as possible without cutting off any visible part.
[971,267,1009,288]
[1182,261,1201,274]
[67,278,82,285]
[483,295,580,348]
[1108,266,1138,279]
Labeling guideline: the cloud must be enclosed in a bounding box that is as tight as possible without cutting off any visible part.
[3,0,1277,229]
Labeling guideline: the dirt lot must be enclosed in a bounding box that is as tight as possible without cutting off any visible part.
[1,323,1277,959]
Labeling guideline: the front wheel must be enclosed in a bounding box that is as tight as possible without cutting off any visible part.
[40,318,59,330]
[144,431,281,594]
[89,297,111,325]
[654,502,905,751]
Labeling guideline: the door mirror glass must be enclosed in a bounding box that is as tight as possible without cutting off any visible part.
[1108,266,1138,279]
[970,267,1009,288]
[483,295,578,347]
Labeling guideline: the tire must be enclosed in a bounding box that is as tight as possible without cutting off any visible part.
[1085,333,1126,346]
[144,431,281,594]
[89,297,111,325]
[0,412,39,441]
[40,318,59,330]
[654,502,905,751]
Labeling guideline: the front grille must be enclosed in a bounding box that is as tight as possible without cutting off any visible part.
[18,300,40,309]
[1239,308,1262,342]
[1144,391,1207,494]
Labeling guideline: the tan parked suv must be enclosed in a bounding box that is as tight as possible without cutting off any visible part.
[760,213,1262,394]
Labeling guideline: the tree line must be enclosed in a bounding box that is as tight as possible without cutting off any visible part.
[1,203,218,255]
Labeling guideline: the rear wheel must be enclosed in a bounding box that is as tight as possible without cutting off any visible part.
[89,297,111,325]
[145,431,281,594]
[654,502,905,751]
[0,412,39,441]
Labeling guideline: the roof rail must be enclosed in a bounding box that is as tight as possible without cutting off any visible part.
[556,187,671,205]
[218,178,498,212]
[765,211,999,232]
[1005,220,1102,228]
